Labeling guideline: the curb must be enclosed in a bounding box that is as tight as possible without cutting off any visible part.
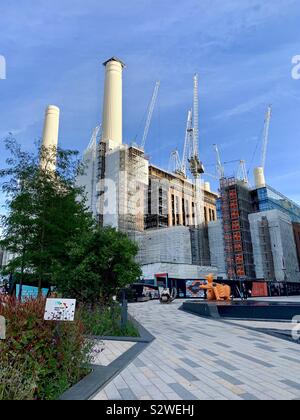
[60,317,155,400]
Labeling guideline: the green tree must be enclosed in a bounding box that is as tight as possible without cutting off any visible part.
[53,226,142,305]
[0,137,93,295]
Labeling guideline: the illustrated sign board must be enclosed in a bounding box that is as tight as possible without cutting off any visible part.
[186,280,205,298]
[44,299,76,321]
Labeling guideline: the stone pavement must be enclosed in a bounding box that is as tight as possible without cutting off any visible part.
[92,340,135,366]
[93,300,300,400]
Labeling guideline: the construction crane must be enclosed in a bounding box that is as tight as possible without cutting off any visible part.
[213,144,225,179]
[87,125,101,151]
[84,125,102,214]
[168,149,183,175]
[237,160,249,185]
[188,74,205,178]
[180,109,193,176]
[261,104,272,170]
[141,81,160,150]
[169,110,193,178]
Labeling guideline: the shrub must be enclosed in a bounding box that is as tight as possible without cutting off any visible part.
[79,304,139,337]
[0,296,91,400]
[0,360,36,401]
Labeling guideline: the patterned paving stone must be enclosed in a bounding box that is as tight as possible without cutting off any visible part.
[92,300,300,401]
[281,380,300,391]
[230,351,275,368]
[214,371,244,386]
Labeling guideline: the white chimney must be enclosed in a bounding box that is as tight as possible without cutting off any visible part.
[102,57,125,149]
[204,182,211,192]
[254,167,266,189]
[40,105,60,171]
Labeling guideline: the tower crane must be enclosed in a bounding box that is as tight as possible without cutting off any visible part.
[84,124,102,214]
[213,144,225,179]
[188,74,205,178]
[188,74,205,227]
[141,81,160,150]
[237,160,249,185]
[169,110,193,178]
[87,125,101,151]
[261,104,272,170]
[168,149,183,175]
[181,109,193,176]
[253,104,272,188]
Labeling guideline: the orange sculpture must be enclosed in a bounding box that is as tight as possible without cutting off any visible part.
[200,274,231,302]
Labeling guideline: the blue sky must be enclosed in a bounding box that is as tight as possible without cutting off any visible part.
[0,0,300,202]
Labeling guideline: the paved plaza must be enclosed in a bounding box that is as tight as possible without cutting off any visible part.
[93,299,300,401]
[92,340,135,367]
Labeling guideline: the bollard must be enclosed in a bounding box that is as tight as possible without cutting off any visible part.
[120,289,128,329]
[0,316,6,340]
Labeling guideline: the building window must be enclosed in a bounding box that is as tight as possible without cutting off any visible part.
[159,187,163,216]
[192,202,195,225]
[185,200,189,225]
[176,196,180,225]
[172,194,175,226]
[148,180,152,215]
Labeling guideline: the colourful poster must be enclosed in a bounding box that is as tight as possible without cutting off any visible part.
[186,280,205,298]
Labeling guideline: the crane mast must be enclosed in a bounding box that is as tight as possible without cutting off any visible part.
[189,74,205,227]
[188,74,204,178]
[85,125,101,214]
[141,80,160,150]
[193,74,199,157]
[169,149,183,175]
[261,104,272,170]
[181,109,193,176]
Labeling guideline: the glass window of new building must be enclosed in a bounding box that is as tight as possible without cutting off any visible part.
[255,185,300,223]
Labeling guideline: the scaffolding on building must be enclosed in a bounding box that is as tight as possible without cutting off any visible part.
[97,141,107,226]
[120,146,149,234]
[220,177,255,281]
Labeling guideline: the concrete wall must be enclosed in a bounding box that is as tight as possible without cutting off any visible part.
[208,220,227,279]
[135,226,193,266]
[249,209,300,283]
